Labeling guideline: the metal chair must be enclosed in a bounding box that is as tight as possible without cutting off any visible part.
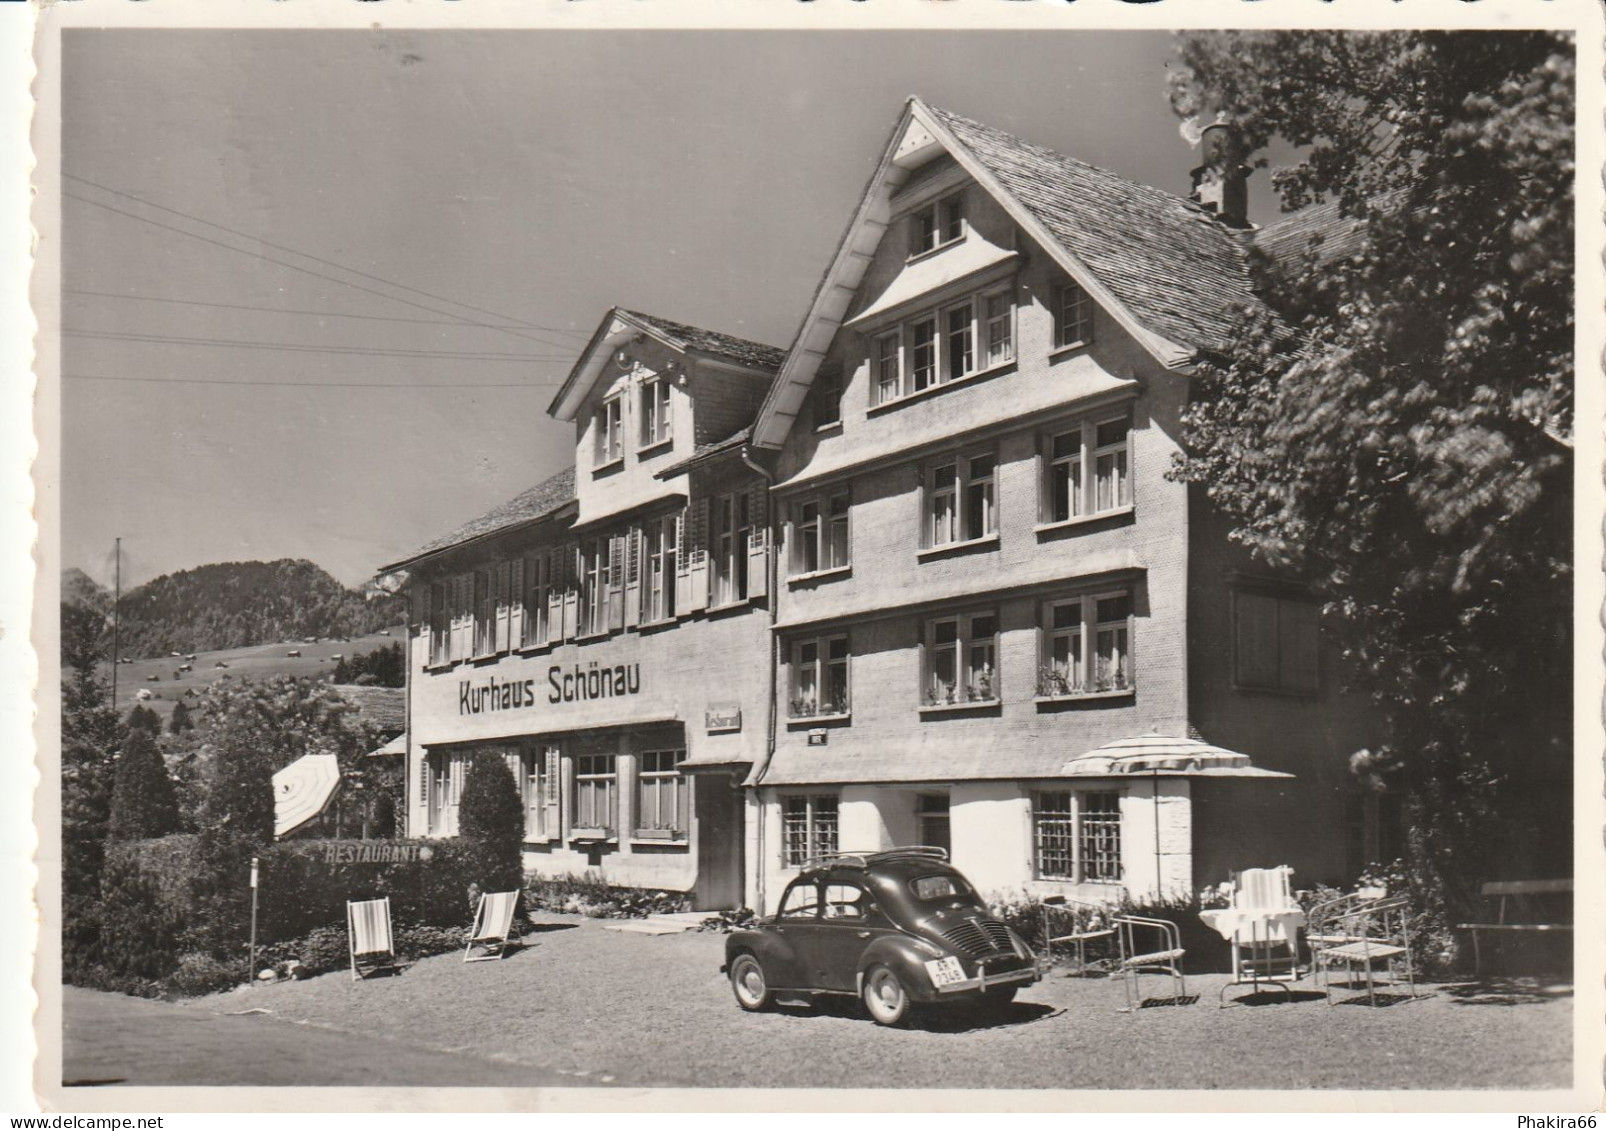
[1313,895,1420,1006]
[1113,914,1188,1011]
[1040,896,1116,976]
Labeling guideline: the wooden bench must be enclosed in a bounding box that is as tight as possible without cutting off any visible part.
[1456,880,1573,974]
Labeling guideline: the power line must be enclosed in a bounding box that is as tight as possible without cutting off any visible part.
[64,191,586,354]
[63,327,576,362]
[63,372,564,389]
[64,288,590,334]
[63,171,591,338]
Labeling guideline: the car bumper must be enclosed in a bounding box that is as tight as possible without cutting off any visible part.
[931,961,1043,996]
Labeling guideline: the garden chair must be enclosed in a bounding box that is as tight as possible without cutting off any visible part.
[1040,896,1115,976]
[464,890,522,963]
[1113,914,1188,1011]
[347,896,399,982]
[1304,885,1387,963]
[1202,865,1306,1006]
[1312,894,1420,1006]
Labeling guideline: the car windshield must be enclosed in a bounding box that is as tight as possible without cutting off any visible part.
[908,873,974,902]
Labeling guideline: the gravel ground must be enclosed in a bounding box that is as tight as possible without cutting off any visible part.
[188,912,1572,1091]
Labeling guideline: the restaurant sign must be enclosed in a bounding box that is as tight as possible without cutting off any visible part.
[705,704,742,734]
[282,841,435,865]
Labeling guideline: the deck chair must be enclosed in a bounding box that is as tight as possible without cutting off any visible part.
[1113,914,1188,1011]
[347,897,398,981]
[1216,865,1304,1006]
[464,890,521,963]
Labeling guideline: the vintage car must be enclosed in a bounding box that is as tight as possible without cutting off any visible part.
[722,847,1042,1026]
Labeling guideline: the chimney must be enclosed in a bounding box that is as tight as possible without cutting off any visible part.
[1189,122,1251,229]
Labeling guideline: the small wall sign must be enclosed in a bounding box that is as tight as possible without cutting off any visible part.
[808,729,828,747]
[705,704,742,734]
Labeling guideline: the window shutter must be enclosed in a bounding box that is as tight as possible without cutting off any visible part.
[623,526,642,629]
[508,557,526,647]
[673,509,692,616]
[561,547,579,641]
[494,561,512,653]
[688,498,710,612]
[679,768,693,838]
[449,575,468,662]
[546,549,565,645]
[746,482,769,601]
[607,533,626,632]
[1234,592,1280,689]
[1280,600,1320,693]
[418,755,429,807]
[543,748,561,835]
[418,583,433,657]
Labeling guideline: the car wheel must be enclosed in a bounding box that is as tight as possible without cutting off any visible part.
[729,953,773,1012]
[862,964,913,1027]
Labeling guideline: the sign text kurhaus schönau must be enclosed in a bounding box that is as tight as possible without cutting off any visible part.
[459,662,642,715]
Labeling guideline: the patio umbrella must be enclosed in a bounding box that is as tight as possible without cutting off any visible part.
[273,753,343,839]
[1061,732,1294,778]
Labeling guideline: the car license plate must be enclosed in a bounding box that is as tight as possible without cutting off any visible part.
[924,957,966,988]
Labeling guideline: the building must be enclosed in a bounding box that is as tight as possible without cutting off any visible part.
[385,99,1388,914]
[381,309,787,909]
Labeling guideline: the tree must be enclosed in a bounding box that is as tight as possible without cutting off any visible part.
[126,704,163,736]
[1166,32,1573,905]
[61,599,119,972]
[107,727,180,842]
[169,699,194,735]
[457,756,526,894]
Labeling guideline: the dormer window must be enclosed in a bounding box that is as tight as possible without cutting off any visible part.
[1053,280,1095,351]
[910,192,965,257]
[640,375,673,449]
[594,395,623,467]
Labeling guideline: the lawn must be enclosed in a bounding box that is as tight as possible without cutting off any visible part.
[187,911,1573,1092]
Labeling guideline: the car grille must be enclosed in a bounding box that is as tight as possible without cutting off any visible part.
[941,917,1017,959]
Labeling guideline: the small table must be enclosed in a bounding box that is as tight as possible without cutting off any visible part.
[1200,907,1307,1006]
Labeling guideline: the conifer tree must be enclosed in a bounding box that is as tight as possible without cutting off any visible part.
[107,726,180,842]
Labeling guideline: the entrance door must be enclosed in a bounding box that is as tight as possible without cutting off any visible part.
[694,771,745,910]
[917,793,951,856]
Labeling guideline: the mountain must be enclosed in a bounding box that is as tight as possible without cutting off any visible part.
[62,567,112,614]
[63,559,407,658]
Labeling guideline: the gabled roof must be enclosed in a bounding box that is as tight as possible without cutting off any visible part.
[380,465,576,571]
[926,105,1264,359]
[333,684,406,735]
[749,97,1272,451]
[548,306,786,422]
[1253,199,1370,272]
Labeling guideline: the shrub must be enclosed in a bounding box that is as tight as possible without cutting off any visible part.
[457,756,525,894]
[95,854,182,983]
[165,951,246,997]
[107,728,181,842]
[525,874,689,919]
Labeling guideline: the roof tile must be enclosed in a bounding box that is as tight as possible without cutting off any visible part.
[404,465,576,562]
[623,310,788,373]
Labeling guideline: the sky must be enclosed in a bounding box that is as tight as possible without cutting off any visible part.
[60,29,1294,590]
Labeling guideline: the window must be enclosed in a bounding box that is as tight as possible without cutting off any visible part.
[777,879,822,919]
[426,751,461,836]
[594,395,623,466]
[924,612,998,705]
[1233,590,1319,694]
[1053,280,1094,350]
[910,191,965,256]
[520,745,561,841]
[870,285,1011,406]
[925,452,996,548]
[639,376,673,448]
[790,635,850,718]
[1043,414,1131,523]
[428,580,449,666]
[635,749,689,839]
[1033,790,1122,882]
[823,883,869,920]
[814,366,843,428]
[572,753,617,834]
[874,332,901,404]
[782,795,839,866]
[984,290,1014,367]
[1038,591,1135,697]
[472,568,494,656]
[790,489,850,576]
[521,553,550,648]
[578,539,610,637]
[711,492,751,607]
[641,514,678,623]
